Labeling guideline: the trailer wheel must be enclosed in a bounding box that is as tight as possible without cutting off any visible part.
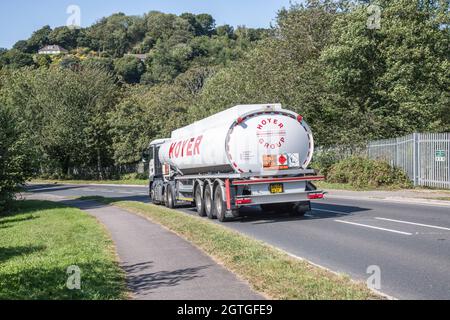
[195,185,206,217]
[214,186,228,222]
[204,185,216,219]
[166,186,176,209]
[289,201,311,217]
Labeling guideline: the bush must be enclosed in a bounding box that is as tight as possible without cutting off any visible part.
[311,150,341,177]
[327,157,412,189]
[0,107,34,212]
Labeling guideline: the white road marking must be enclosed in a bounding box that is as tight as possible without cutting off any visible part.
[334,220,412,235]
[375,217,450,231]
[313,208,350,215]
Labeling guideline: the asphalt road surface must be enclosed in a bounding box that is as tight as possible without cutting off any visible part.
[25,183,450,300]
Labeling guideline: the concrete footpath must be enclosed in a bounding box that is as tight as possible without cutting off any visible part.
[27,195,263,300]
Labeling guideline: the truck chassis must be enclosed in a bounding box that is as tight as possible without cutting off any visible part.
[149,162,325,222]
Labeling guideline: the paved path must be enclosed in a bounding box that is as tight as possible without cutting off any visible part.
[29,195,263,300]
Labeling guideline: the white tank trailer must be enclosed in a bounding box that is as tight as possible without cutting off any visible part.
[145,104,325,222]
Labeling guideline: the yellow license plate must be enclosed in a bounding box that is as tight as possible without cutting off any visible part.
[269,184,284,194]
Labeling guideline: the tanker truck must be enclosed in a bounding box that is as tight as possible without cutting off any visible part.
[144,104,325,222]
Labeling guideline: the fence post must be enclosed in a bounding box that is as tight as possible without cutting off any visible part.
[413,133,419,187]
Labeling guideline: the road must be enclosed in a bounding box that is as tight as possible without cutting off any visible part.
[25,183,450,300]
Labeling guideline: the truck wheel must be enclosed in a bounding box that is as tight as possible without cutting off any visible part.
[289,201,311,217]
[150,185,161,205]
[204,185,216,219]
[195,185,206,217]
[214,186,228,222]
[166,186,176,209]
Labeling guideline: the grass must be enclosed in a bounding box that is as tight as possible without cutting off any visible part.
[0,200,127,300]
[31,179,149,186]
[81,196,381,300]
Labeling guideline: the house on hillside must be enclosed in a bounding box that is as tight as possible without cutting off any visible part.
[38,45,68,55]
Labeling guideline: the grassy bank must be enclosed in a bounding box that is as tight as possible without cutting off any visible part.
[84,197,381,300]
[31,179,148,186]
[0,201,127,300]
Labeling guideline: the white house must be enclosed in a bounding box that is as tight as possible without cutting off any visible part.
[38,45,68,55]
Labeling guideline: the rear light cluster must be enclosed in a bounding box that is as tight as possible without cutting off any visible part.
[308,193,324,200]
[236,198,252,205]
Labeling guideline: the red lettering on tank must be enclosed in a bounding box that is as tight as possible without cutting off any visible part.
[169,135,204,159]
[194,136,203,155]
[186,138,194,156]
[174,142,182,158]
[257,117,287,150]
[181,140,189,157]
[169,143,177,159]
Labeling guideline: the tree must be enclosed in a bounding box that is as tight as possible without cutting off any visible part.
[0,67,118,179]
[27,25,52,52]
[322,0,450,138]
[12,40,30,52]
[87,13,143,57]
[216,25,235,38]
[1,49,34,68]
[109,81,193,165]
[0,105,34,212]
[48,26,80,50]
[195,14,216,36]
[114,56,145,84]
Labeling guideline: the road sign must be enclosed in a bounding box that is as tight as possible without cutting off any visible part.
[435,150,446,162]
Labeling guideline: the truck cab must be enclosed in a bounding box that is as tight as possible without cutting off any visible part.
[144,139,171,204]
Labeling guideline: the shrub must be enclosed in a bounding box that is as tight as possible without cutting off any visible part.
[311,150,341,177]
[327,156,412,189]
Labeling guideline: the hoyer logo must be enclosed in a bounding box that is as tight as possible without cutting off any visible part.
[257,118,286,149]
[169,136,203,159]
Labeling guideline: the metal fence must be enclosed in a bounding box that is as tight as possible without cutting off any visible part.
[367,133,450,189]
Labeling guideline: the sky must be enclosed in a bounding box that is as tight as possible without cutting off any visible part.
[0,0,295,49]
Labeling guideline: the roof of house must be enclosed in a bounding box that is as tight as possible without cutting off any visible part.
[38,45,68,53]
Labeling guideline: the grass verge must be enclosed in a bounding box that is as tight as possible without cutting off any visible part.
[30,179,148,186]
[82,196,381,300]
[0,200,127,300]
